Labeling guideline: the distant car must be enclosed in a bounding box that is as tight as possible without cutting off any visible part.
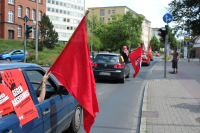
[142,54,150,66]
[92,53,130,83]
[155,53,160,57]
[0,49,29,61]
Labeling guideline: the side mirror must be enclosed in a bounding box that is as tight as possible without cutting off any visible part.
[57,85,69,95]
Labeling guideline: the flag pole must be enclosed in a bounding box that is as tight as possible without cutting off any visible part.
[35,10,90,93]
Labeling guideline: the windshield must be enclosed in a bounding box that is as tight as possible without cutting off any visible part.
[142,54,146,57]
[3,50,14,54]
[94,55,119,63]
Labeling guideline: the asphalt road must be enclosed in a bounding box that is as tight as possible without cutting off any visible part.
[76,56,162,133]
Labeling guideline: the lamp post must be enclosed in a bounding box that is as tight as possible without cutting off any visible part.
[35,0,38,60]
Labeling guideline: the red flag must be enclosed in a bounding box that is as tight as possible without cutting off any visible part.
[48,16,99,133]
[147,46,152,59]
[129,47,142,78]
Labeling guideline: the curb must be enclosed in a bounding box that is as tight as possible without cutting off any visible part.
[139,82,148,133]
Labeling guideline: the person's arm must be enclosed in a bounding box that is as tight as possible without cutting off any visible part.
[37,72,50,103]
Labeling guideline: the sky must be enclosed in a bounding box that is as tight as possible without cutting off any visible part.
[85,0,174,28]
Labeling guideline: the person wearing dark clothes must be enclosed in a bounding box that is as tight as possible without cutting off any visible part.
[171,47,179,74]
[121,46,129,64]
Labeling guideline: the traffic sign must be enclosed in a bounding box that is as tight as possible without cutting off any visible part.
[23,15,29,23]
[184,37,189,46]
[163,13,173,23]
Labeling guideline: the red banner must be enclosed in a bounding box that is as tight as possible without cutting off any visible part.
[147,46,153,59]
[0,82,14,116]
[1,69,38,125]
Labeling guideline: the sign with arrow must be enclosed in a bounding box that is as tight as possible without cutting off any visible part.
[163,13,173,24]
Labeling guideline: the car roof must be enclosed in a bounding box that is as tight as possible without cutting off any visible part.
[96,53,120,56]
[0,60,41,71]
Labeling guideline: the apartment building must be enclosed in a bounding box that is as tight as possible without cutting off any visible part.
[0,0,46,40]
[46,0,85,45]
[88,6,152,49]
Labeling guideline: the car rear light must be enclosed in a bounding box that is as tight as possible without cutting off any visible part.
[91,63,98,67]
[114,64,123,68]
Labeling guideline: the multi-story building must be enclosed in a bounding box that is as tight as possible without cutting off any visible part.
[0,0,46,40]
[46,0,85,45]
[87,6,152,49]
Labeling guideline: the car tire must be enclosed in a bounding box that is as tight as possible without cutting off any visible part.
[119,73,125,83]
[68,104,82,133]
[6,58,11,61]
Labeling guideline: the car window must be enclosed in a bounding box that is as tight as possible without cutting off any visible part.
[142,55,146,57]
[94,55,119,63]
[3,50,14,54]
[13,50,23,54]
[25,70,58,102]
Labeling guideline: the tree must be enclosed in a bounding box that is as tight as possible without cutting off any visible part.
[168,0,200,36]
[150,35,160,51]
[87,34,102,51]
[39,13,58,49]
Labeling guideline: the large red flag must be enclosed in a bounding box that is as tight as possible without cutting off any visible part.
[129,47,142,78]
[147,46,152,60]
[48,15,99,133]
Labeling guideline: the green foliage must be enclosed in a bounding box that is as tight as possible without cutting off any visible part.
[87,35,102,51]
[150,35,160,51]
[168,0,200,36]
[87,11,144,51]
[162,56,172,60]
[39,13,58,49]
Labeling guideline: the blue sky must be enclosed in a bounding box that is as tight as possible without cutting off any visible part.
[85,0,174,28]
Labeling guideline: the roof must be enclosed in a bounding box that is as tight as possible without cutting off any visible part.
[0,61,41,71]
[97,53,120,56]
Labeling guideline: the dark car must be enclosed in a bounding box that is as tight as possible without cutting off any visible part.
[142,54,150,66]
[92,53,130,83]
[0,49,29,61]
[0,61,82,133]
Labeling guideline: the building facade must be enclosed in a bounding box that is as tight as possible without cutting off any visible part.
[193,35,200,58]
[151,28,160,40]
[0,0,46,40]
[88,6,151,49]
[46,0,85,45]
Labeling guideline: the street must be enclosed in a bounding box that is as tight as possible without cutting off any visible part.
[75,56,162,133]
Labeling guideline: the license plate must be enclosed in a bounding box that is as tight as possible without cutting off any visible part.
[99,72,111,76]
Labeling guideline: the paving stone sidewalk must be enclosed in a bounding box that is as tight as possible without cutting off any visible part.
[142,60,200,133]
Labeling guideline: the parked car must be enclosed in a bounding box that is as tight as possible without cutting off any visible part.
[0,61,82,133]
[92,53,130,83]
[155,53,160,57]
[142,54,150,66]
[0,49,29,61]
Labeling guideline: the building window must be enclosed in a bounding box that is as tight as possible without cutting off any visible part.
[52,8,55,12]
[39,11,42,21]
[67,11,70,15]
[60,2,63,6]
[8,11,14,23]
[32,28,34,38]
[52,0,55,4]
[67,3,70,8]
[56,1,59,5]
[75,5,77,9]
[47,0,51,3]
[39,0,41,3]
[100,9,104,16]
[108,10,110,14]
[8,30,14,39]
[67,18,70,22]
[47,7,51,11]
[18,26,21,37]
[59,25,62,29]
[81,7,83,10]
[32,9,35,20]
[70,27,73,30]
[108,18,110,22]
[63,25,67,29]
[26,8,29,18]
[60,10,62,13]
[56,9,59,13]
[112,9,115,14]
[64,10,66,14]
[8,0,14,4]
[71,4,74,8]
[78,6,80,10]
[18,6,22,17]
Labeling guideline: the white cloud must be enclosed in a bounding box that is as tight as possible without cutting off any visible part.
[85,0,174,28]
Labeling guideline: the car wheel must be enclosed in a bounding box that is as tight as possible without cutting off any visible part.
[68,104,82,133]
[6,58,11,61]
[119,73,125,83]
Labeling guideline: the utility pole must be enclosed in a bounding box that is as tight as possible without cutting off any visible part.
[24,19,27,63]
[91,10,93,52]
[129,27,131,51]
[36,0,38,60]
[164,25,168,78]
[188,20,190,62]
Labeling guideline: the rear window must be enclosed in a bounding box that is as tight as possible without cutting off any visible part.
[142,54,146,57]
[94,55,119,63]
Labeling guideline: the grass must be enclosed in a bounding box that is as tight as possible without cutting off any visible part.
[0,39,65,66]
[162,56,172,60]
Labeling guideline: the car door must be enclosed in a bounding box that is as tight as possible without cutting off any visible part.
[24,68,72,133]
[10,50,23,61]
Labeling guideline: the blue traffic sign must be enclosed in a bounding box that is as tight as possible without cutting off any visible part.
[163,13,173,23]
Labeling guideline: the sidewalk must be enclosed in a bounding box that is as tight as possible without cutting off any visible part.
[140,60,200,133]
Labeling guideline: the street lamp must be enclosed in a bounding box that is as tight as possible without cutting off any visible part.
[129,27,132,51]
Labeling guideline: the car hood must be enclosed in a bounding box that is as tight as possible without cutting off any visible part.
[0,53,6,57]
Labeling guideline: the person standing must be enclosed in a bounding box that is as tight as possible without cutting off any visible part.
[121,46,129,64]
[170,47,179,74]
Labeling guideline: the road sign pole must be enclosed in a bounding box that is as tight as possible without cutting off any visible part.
[164,25,168,78]
[24,18,27,63]
[36,0,38,60]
